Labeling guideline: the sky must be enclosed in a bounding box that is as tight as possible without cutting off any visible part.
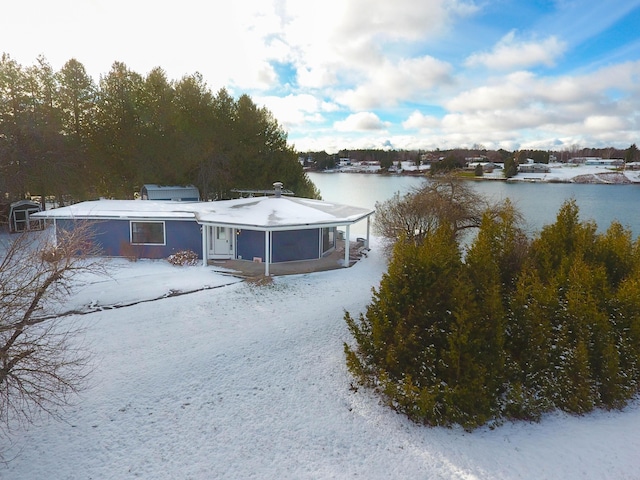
[2,0,640,153]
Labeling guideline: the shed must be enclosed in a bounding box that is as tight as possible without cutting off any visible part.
[141,184,200,201]
[9,200,43,233]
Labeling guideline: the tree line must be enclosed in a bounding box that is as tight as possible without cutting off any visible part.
[345,179,640,430]
[303,145,639,174]
[0,54,318,206]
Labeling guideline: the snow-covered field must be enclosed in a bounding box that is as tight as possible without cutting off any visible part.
[500,162,640,184]
[3,237,640,479]
[328,161,640,185]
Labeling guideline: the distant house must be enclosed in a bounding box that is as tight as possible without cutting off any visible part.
[140,184,200,201]
[33,183,374,276]
[466,161,498,173]
[518,163,550,174]
[584,158,624,167]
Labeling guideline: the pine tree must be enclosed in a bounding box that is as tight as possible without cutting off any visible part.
[347,198,640,429]
[345,226,463,426]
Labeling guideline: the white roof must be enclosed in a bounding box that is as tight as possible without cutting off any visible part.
[32,197,374,231]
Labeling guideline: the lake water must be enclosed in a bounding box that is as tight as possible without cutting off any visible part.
[307,172,640,238]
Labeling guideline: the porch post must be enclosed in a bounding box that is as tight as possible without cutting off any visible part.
[366,216,371,249]
[201,225,208,267]
[344,224,350,267]
[264,230,271,276]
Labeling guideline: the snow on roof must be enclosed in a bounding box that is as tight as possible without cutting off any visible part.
[32,200,201,220]
[33,196,374,230]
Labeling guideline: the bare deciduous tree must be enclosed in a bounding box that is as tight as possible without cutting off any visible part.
[372,175,516,255]
[0,222,105,440]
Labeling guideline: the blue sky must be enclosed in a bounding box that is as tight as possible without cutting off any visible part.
[2,0,639,153]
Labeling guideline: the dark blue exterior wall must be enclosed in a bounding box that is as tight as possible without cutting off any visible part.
[236,229,265,261]
[165,221,202,258]
[56,218,202,259]
[56,217,329,263]
[236,228,321,262]
[272,229,319,262]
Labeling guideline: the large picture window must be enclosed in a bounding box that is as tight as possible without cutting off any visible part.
[131,221,165,245]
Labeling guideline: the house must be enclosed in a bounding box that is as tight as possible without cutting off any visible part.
[140,184,200,201]
[32,183,374,276]
[584,158,624,167]
[8,200,43,233]
[518,163,550,174]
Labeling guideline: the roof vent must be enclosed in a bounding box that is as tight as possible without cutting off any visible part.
[273,181,284,198]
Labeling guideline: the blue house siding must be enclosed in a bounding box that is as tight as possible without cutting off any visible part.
[236,229,265,261]
[272,229,319,262]
[236,228,322,262]
[56,218,202,259]
[165,221,202,258]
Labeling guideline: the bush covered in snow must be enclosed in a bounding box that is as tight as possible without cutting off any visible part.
[167,250,199,266]
[345,200,640,430]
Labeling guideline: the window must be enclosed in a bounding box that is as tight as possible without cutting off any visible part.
[131,221,165,245]
[322,227,335,254]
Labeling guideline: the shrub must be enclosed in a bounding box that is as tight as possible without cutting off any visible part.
[167,250,199,266]
[346,199,640,430]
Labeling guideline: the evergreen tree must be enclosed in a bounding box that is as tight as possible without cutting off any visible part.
[0,55,320,201]
[624,143,638,164]
[345,226,462,426]
[57,58,96,200]
[347,197,640,429]
[503,157,518,178]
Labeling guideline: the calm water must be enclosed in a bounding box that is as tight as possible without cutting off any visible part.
[308,172,640,238]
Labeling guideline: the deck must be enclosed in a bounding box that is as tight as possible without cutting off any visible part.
[209,239,368,278]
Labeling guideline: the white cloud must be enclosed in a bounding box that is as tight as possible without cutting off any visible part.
[335,0,478,42]
[334,112,389,132]
[257,94,338,129]
[335,56,453,110]
[280,0,476,91]
[465,31,566,70]
[2,0,639,153]
[583,115,628,133]
[402,111,441,130]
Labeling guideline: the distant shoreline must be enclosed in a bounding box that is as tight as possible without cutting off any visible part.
[309,165,640,185]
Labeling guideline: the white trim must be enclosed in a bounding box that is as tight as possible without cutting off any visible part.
[201,225,207,267]
[344,224,350,268]
[264,231,271,276]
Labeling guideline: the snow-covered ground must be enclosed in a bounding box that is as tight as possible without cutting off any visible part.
[483,163,640,184]
[3,237,640,479]
[323,161,640,184]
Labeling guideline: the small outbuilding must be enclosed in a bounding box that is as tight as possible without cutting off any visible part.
[140,184,200,201]
[8,200,43,233]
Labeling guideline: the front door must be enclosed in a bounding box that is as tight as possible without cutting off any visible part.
[209,226,234,259]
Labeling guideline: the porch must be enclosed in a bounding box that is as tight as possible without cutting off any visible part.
[209,239,368,278]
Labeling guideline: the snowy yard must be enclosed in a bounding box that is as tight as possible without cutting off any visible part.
[3,237,640,479]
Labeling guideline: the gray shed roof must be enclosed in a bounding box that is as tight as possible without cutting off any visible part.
[141,184,200,201]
